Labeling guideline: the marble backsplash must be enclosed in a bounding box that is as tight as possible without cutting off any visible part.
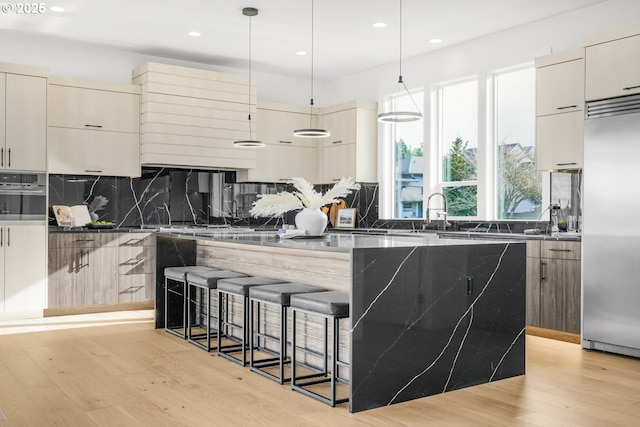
[48,168,380,229]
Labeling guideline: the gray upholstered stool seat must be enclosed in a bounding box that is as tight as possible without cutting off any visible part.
[186,270,247,351]
[289,291,349,317]
[216,277,286,365]
[249,283,327,384]
[164,266,220,339]
[290,290,350,407]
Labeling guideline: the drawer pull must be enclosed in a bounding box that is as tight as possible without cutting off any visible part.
[85,170,103,173]
[556,162,577,166]
[75,238,95,242]
[556,105,577,110]
[548,248,571,252]
[623,85,640,91]
[84,124,103,128]
[332,140,343,145]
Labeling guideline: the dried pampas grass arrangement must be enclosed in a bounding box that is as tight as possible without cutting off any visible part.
[249,177,360,218]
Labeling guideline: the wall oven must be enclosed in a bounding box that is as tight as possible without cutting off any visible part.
[0,172,46,220]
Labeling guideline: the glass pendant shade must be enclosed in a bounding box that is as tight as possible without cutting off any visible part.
[234,7,264,148]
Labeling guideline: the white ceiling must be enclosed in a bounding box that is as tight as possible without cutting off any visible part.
[0,0,607,80]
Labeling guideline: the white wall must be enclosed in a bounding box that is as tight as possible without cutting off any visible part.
[1,0,638,105]
[0,30,314,105]
[324,0,640,105]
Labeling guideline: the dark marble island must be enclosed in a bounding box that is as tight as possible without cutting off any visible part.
[156,230,526,413]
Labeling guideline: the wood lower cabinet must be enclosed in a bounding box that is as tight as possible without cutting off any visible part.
[48,232,156,309]
[117,232,156,303]
[526,240,581,334]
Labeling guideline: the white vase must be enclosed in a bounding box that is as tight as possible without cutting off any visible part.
[295,208,328,236]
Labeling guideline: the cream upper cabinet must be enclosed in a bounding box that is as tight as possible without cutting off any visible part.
[47,76,141,177]
[585,32,640,101]
[536,56,584,116]
[535,49,584,171]
[237,101,318,183]
[48,82,139,132]
[317,101,377,183]
[1,70,47,172]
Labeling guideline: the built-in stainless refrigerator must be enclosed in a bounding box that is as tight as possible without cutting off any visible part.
[583,93,640,358]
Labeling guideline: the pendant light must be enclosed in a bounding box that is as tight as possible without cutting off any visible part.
[293,0,330,138]
[234,7,265,147]
[377,0,423,123]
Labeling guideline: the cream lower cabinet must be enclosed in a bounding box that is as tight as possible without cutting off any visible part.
[526,240,581,334]
[47,76,141,177]
[0,225,46,314]
[1,69,47,172]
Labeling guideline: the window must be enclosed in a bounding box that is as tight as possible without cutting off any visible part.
[383,64,546,221]
[438,80,478,217]
[494,68,542,219]
[391,91,424,218]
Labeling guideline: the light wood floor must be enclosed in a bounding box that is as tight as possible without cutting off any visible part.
[1,311,640,427]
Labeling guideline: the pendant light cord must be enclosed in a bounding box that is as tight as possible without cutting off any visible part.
[248,13,254,140]
[398,0,402,82]
[308,0,315,128]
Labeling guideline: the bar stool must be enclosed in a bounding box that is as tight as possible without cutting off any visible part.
[217,276,286,366]
[249,283,327,384]
[164,266,220,339]
[186,269,247,351]
[290,290,350,407]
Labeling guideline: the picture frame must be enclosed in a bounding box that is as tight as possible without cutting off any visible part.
[335,208,357,229]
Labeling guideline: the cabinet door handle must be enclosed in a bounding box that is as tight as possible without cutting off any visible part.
[84,124,103,128]
[332,140,343,145]
[540,260,546,281]
[0,227,3,247]
[556,162,577,166]
[556,105,577,110]
[623,85,640,91]
[279,140,292,144]
[466,276,474,295]
[84,170,103,173]
[0,148,3,167]
[75,238,95,242]
[7,149,10,168]
[6,227,9,247]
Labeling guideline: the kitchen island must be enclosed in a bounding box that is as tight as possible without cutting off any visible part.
[157,230,526,413]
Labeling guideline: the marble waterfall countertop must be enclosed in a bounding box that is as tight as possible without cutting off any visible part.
[155,228,519,253]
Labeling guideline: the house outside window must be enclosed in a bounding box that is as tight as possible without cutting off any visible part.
[494,67,542,219]
[392,91,424,218]
[438,80,478,218]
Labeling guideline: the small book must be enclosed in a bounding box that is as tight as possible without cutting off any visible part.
[52,205,92,227]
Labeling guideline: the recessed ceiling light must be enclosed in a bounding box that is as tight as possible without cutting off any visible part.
[295,51,308,56]
[49,6,64,12]
[372,22,387,28]
[188,31,202,37]
[429,38,443,44]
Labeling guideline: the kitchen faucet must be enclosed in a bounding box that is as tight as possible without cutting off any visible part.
[425,192,448,231]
